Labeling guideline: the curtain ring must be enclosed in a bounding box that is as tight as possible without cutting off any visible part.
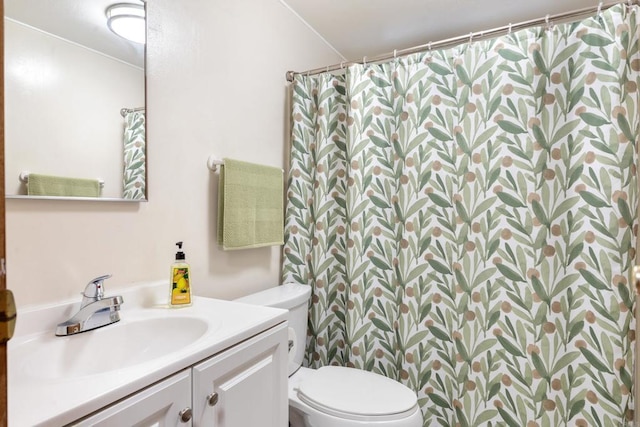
[545,14,552,31]
[363,56,367,66]
[340,61,345,69]
[393,49,397,59]
[469,32,474,44]
[597,1,603,19]
[508,23,512,34]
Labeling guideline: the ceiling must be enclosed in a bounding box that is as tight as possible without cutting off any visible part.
[4,0,144,67]
[3,0,610,71]
[283,0,604,61]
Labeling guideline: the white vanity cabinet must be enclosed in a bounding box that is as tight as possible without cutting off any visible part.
[71,323,288,427]
[72,370,192,426]
[192,320,288,426]
[11,288,290,426]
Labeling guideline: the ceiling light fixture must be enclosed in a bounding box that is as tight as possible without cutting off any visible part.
[106,3,146,44]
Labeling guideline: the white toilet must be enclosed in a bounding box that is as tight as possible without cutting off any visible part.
[235,283,423,427]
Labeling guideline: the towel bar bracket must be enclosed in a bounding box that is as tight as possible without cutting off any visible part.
[207,155,224,172]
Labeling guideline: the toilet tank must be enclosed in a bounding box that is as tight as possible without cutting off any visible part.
[235,283,311,376]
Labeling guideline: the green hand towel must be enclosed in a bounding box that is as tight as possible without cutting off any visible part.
[27,174,101,197]
[217,158,284,250]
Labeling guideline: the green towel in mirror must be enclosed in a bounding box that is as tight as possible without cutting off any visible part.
[27,174,101,197]
[217,158,284,250]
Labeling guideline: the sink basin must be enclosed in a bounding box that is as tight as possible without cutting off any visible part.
[14,316,209,379]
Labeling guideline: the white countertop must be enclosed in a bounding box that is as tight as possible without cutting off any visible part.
[9,281,287,426]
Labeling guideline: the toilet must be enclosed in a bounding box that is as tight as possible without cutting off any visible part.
[235,283,423,427]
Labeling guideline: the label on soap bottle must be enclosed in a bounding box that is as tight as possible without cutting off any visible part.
[171,266,191,306]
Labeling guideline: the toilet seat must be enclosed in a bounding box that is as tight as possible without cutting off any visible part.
[297,366,419,422]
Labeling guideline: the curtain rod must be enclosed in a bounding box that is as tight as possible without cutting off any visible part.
[285,0,637,82]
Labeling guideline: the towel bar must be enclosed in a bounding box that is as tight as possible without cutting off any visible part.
[207,155,284,173]
[19,172,105,188]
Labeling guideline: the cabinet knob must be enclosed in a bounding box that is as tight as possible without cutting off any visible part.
[179,407,192,423]
[207,392,219,406]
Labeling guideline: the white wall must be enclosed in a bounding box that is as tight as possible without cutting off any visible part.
[6,0,342,307]
[5,18,144,198]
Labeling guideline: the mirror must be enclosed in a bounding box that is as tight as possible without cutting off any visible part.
[4,0,146,201]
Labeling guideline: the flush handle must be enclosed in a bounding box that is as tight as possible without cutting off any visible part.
[179,407,192,423]
[633,265,640,295]
[207,392,219,406]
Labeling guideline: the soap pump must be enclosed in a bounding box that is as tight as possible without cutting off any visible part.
[170,241,192,307]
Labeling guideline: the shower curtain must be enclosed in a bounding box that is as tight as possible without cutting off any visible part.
[283,4,638,426]
[123,110,146,200]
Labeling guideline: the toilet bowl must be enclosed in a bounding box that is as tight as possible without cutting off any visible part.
[289,366,422,427]
[235,283,423,427]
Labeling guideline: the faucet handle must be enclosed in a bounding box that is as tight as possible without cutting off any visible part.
[82,274,112,300]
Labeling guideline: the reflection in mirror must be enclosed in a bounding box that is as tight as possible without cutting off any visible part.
[4,0,146,201]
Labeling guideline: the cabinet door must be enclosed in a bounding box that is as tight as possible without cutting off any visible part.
[192,323,288,427]
[72,370,192,427]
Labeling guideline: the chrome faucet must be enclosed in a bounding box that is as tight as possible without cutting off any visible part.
[56,275,124,336]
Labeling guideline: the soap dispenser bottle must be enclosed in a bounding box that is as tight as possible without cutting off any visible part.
[170,241,192,307]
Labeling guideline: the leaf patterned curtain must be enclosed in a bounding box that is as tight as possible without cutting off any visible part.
[283,4,639,426]
[123,110,146,200]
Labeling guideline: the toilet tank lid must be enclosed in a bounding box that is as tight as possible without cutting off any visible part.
[234,283,311,309]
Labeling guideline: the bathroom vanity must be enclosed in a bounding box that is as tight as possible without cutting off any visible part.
[9,282,289,426]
